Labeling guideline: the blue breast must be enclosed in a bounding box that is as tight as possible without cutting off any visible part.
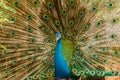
[54,38,71,79]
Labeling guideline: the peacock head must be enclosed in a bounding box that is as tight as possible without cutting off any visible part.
[56,32,61,41]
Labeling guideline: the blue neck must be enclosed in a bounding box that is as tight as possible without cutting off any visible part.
[54,38,71,78]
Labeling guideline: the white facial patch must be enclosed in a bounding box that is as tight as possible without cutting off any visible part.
[56,32,61,41]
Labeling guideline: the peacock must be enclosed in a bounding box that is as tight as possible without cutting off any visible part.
[0,0,120,80]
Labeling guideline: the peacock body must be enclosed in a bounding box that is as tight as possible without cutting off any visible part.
[0,0,120,80]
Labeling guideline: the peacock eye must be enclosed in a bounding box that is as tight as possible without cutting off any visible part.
[14,59,17,63]
[79,12,84,17]
[114,51,119,55]
[97,22,100,25]
[15,44,20,49]
[11,17,15,21]
[41,73,44,76]
[95,35,98,38]
[22,65,28,69]
[112,18,118,24]
[81,38,84,41]
[48,69,52,72]
[34,2,37,4]
[55,20,61,27]
[115,72,119,76]
[74,69,77,72]
[109,3,113,7]
[11,31,16,36]
[112,71,114,75]
[108,3,113,8]
[80,37,86,42]
[77,51,83,56]
[37,47,41,52]
[72,33,76,37]
[27,27,33,33]
[91,71,95,75]
[76,72,80,76]
[43,14,49,20]
[15,1,20,6]
[29,77,32,80]
[101,47,107,51]
[88,45,94,50]
[49,3,52,6]
[24,78,27,80]
[69,0,75,6]
[11,17,16,22]
[80,71,84,75]
[91,7,97,11]
[101,72,103,74]
[103,59,107,63]
[94,34,100,39]
[45,58,49,63]
[47,38,53,43]
[98,71,101,75]
[63,11,66,13]
[61,10,67,16]
[43,27,48,32]
[3,50,8,55]
[93,54,98,58]
[11,18,14,21]
[30,38,36,43]
[47,73,51,77]
[13,59,17,64]
[112,19,116,23]
[75,45,80,50]
[28,27,32,31]
[71,61,75,65]
[47,39,51,42]
[110,34,117,39]
[33,1,39,6]
[64,30,67,34]
[24,51,28,55]
[85,69,89,73]
[80,58,84,62]
[96,20,104,27]
[72,56,76,60]
[32,56,37,60]
[47,2,53,9]
[101,72,105,76]
[44,28,47,31]
[34,1,38,5]
[82,25,89,31]
[44,74,47,77]
[96,22,101,27]
[34,76,37,78]
[5,69,9,74]
[27,15,33,20]
[15,2,18,5]
[69,21,74,27]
